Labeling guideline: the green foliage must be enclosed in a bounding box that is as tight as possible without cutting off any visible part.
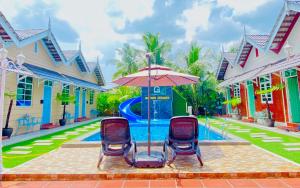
[256,83,285,95]
[223,97,241,107]
[56,92,75,104]
[113,43,142,79]
[96,86,140,115]
[142,32,171,65]
[176,42,222,115]
[4,91,16,99]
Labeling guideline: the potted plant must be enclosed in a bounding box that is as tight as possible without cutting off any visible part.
[223,97,242,120]
[56,92,75,126]
[256,84,284,127]
[2,91,16,138]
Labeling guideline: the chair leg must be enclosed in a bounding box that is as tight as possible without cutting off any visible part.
[167,149,176,166]
[196,146,204,167]
[97,149,103,168]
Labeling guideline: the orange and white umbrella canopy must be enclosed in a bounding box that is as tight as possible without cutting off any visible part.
[113,65,199,87]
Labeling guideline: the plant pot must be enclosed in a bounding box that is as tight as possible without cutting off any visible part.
[59,119,66,126]
[265,119,275,127]
[232,114,242,120]
[2,128,13,138]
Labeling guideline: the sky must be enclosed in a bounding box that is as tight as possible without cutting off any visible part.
[0,0,284,84]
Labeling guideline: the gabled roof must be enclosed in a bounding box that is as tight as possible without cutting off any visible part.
[63,50,90,73]
[216,52,237,80]
[266,0,300,53]
[15,29,47,40]
[92,62,105,86]
[0,11,66,65]
[233,34,269,68]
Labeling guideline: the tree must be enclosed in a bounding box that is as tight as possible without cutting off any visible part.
[142,32,171,65]
[4,91,16,129]
[56,92,75,125]
[113,43,142,79]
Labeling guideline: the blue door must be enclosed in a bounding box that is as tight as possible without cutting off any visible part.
[75,88,80,119]
[82,89,86,117]
[42,81,52,124]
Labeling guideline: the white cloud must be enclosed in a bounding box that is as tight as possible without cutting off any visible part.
[42,0,153,61]
[0,0,35,19]
[217,0,272,15]
[176,2,212,43]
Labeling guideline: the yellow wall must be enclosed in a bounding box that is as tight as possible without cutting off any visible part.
[3,40,99,136]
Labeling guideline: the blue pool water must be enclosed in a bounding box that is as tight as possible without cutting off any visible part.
[83,119,226,142]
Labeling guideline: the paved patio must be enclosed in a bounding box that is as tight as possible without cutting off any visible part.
[4,144,300,179]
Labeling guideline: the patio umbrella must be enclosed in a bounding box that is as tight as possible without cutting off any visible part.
[113,54,199,156]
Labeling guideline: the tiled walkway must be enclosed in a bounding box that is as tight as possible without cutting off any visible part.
[4,145,300,175]
[2,178,300,188]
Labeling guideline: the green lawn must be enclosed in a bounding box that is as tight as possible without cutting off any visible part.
[2,121,100,168]
[199,117,300,164]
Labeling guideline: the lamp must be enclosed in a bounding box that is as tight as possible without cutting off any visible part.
[16,53,26,65]
[0,47,8,62]
[284,42,293,58]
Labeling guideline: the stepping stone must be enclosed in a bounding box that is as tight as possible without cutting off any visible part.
[76,129,88,132]
[262,139,282,143]
[34,140,52,143]
[236,130,250,133]
[251,135,266,138]
[284,148,300,151]
[65,132,79,135]
[12,146,32,150]
[251,133,266,135]
[6,151,32,155]
[51,137,67,140]
[263,137,281,139]
[33,143,53,146]
[282,143,300,146]
[228,127,240,130]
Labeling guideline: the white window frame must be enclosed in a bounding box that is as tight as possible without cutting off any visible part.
[16,76,33,107]
[233,83,240,98]
[259,74,273,103]
[89,90,94,105]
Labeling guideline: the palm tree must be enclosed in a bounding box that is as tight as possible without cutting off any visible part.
[142,32,171,65]
[113,43,142,79]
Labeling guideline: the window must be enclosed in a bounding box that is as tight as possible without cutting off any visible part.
[62,84,70,105]
[89,90,94,105]
[34,42,38,54]
[44,80,53,87]
[16,76,33,106]
[259,74,273,103]
[233,83,240,97]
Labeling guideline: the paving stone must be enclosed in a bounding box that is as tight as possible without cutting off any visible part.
[33,143,53,146]
[6,151,32,155]
[284,148,300,151]
[34,140,52,143]
[65,132,79,135]
[12,146,32,150]
[262,139,282,143]
[282,143,300,146]
[51,137,67,140]
[235,130,250,133]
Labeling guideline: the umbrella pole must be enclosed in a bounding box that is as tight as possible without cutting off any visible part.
[147,54,151,156]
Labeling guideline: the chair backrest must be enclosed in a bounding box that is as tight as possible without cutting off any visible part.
[101,117,131,144]
[169,116,198,142]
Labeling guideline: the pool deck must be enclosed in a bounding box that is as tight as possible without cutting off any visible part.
[3,144,300,180]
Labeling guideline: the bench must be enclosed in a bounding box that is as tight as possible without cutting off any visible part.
[65,112,74,123]
[16,114,41,135]
[90,109,99,119]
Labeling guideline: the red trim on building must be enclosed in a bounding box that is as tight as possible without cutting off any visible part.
[255,48,259,57]
[271,13,300,54]
[254,74,286,122]
[240,46,253,68]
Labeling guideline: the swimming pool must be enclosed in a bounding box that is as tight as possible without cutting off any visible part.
[83,119,226,142]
